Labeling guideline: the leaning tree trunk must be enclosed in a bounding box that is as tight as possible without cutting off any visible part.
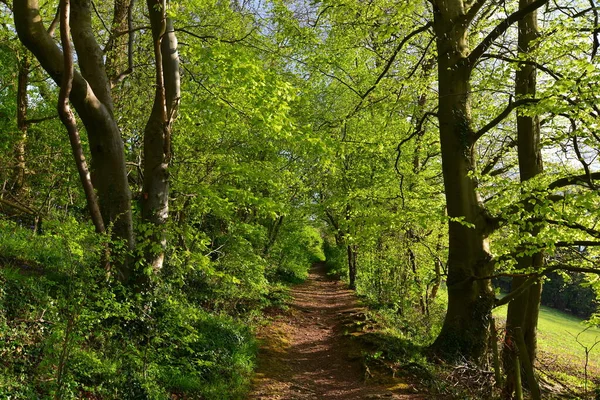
[14,0,134,279]
[141,0,180,274]
[503,1,543,395]
[428,2,495,361]
[57,0,105,234]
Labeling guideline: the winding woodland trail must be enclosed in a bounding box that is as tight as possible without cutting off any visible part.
[248,263,427,400]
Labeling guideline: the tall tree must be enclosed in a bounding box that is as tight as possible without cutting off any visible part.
[503,0,543,395]
[13,0,134,276]
[428,0,548,360]
[12,0,180,280]
[141,0,180,273]
[57,0,105,234]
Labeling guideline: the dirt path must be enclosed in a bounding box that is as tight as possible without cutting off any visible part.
[248,263,426,400]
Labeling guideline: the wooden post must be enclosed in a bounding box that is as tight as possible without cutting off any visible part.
[514,353,523,400]
[490,317,503,387]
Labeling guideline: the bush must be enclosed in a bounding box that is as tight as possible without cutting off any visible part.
[0,219,258,399]
[268,223,324,283]
[542,271,599,319]
[323,239,346,278]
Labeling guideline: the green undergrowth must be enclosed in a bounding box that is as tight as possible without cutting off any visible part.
[341,304,502,398]
[0,218,319,399]
[494,303,600,393]
[341,306,489,398]
[268,223,325,283]
[360,288,600,398]
[323,240,346,279]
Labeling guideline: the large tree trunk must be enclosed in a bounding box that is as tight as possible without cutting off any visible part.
[57,0,105,235]
[428,2,495,361]
[503,1,543,395]
[427,0,549,362]
[14,0,134,278]
[141,0,180,273]
[105,0,132,83]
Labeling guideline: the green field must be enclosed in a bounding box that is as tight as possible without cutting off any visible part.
[494,304,600,389]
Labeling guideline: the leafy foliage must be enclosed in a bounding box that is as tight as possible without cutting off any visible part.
[1,0,600,398]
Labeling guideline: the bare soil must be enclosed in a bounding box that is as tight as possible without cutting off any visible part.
[248,263,427,400]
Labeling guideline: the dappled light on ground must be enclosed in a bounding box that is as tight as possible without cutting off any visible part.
[248,263,426,399]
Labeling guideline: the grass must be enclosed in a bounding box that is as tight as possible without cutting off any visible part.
[494,304,600,390]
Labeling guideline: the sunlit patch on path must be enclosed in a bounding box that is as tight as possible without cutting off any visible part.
[248,263,427,400]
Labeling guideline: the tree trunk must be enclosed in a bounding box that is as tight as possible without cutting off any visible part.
[428,3,495,361]
[13,53,29,194]
[347,244,357,290]
[429,227,445,302]
[105,0,132,84]
[14,0,134,278]
[264,215,284,255]
[141,0,180,273]
[503,1,543,395]
[57,0,105,234]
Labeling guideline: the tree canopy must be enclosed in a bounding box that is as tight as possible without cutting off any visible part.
[1,0,600,397]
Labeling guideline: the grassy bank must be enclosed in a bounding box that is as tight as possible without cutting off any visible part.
[494,304,600,391]
[0,218,322,399]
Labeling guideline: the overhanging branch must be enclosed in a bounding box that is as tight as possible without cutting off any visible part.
[466,0,550,67]
[548,172,600,190]
[474,98,540,141]
[489,265,600,307]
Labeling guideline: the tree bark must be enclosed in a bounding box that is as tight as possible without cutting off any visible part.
[141,0,180,273]
[344,202,357,290]
[14,0,134,278]
[503,1,543,395]
[347,244,357,290]
[428,1,495,361]
[13,52,29,194]
[105,0,132,84]
[57,0,105,234]
[428,0,549,362]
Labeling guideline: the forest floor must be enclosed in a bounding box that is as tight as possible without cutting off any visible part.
[247,262,428,400]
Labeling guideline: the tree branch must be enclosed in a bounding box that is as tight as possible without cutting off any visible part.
[556,241,600,247]
[176,26,255,45]
[480,138,517,176]
[544,218,600,239]
[25,114,58,125]
[466,0,550,67]
[493,265,600,307]
[479,53,562,80]
[548,172,600,190]
[395,111,438,175]
[360,22,433,101]
[474,98,539,141]
[464,0,489,26]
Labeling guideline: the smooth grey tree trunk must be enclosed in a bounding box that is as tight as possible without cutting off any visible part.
[503,1,543,395]
[141,0,180,274]
[14,0,135,280]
